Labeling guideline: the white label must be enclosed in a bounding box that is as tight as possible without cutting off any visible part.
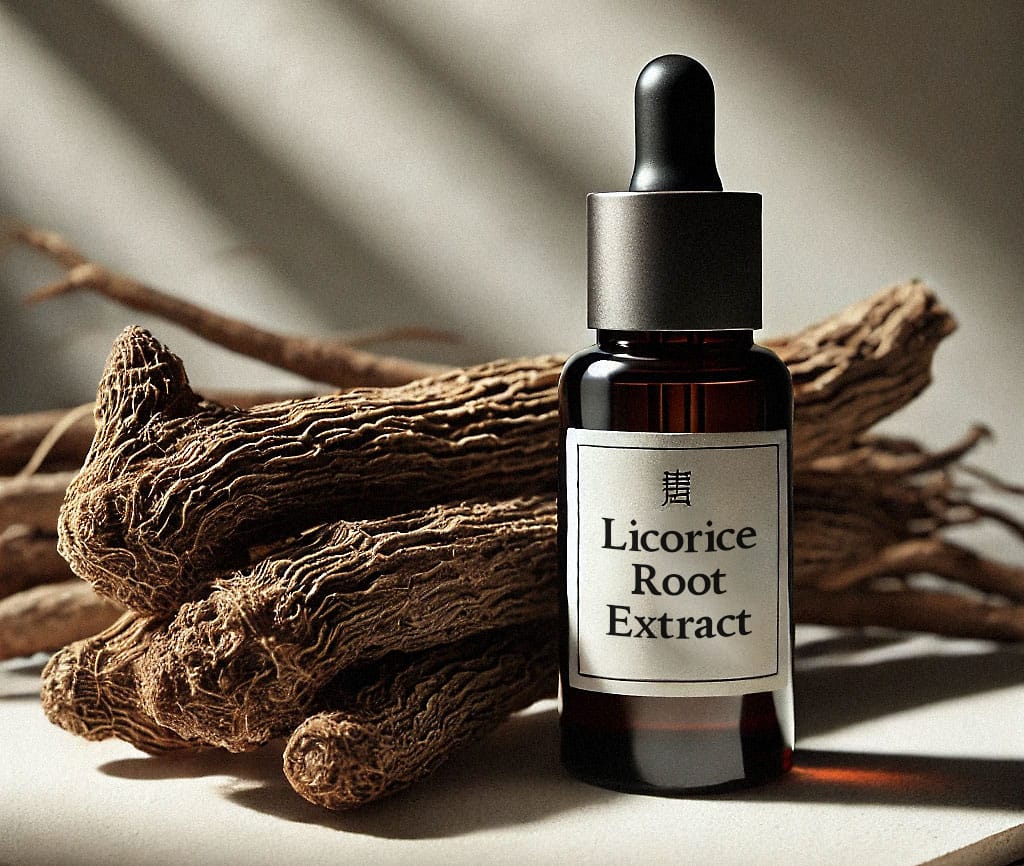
[565,428,791,698]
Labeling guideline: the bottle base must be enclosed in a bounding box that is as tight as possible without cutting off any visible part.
[560,724,792,796]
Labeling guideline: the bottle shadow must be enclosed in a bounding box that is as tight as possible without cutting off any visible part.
[793,632,1024,739]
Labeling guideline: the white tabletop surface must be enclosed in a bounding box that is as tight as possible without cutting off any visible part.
[2,625,1022,866]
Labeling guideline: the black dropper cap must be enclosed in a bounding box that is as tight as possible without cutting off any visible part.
[629,54,723,193]
[588,55,762,331]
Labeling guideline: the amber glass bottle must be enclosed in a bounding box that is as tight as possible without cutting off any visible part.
[558,56,794,793]
[558,330,793,791]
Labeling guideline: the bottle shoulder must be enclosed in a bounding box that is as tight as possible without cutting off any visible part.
[560,340,792,388]
[559,338,792,433]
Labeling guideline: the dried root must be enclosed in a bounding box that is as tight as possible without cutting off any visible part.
[0,471,77,534]
[0,525,74,599]
[284,621,556,810]
[137,497,557,751]
[0,407,95,475]
[11,223,447,389]
[0,581,123,661]
[790,425,1024,636]
[0,390,321,477]
[58,327,560,615]
[796,587,1024,641]
[767,280,954,464]
[41,612,199,753]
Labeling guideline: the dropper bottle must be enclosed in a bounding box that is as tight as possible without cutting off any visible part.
[558,54,794,792]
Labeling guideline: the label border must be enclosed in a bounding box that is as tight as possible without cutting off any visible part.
[567,429,789,696]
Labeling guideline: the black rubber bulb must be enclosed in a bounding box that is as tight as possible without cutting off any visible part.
[629,55,723,192]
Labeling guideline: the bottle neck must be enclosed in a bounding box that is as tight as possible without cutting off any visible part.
[596,329,754,354]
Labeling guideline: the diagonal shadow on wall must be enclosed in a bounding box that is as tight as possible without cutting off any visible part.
[337,0,597,202]
[687,0,1024,278]
[1,0,462,351]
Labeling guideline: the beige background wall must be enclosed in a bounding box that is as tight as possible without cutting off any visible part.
[1,1,1020,486]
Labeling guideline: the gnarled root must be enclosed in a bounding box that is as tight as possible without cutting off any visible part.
[284,621,556,810]
[40,611,199,754]
[137,497,557,751]
[58,327,560,614]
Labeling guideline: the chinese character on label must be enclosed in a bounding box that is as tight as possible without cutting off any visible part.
[661,469,692,507]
